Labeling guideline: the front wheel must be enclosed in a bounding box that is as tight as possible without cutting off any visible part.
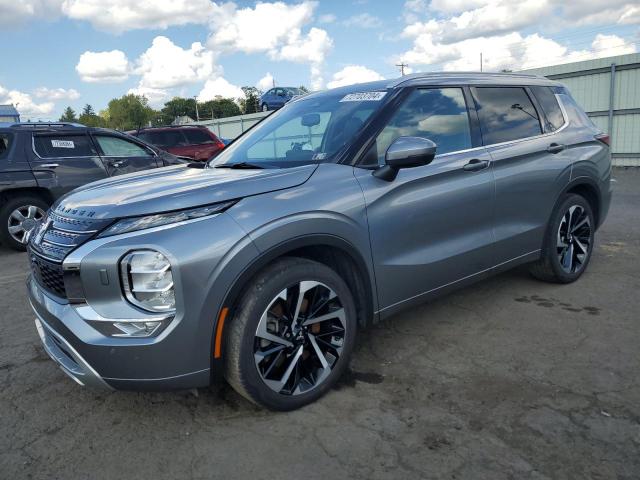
[224,257,357,410]
[261,103,269,112]
[0,195,49,251]
[530,193,595,283]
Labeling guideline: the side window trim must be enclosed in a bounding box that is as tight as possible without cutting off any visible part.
[31,133,97,159]
[471,85,569,149]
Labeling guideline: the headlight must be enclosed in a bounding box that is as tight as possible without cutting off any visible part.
[98,201,236,238]
[120,250,175,313]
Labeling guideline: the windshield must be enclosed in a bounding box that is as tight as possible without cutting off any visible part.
[209,90,388,169]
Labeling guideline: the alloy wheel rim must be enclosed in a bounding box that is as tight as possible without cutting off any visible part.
[7,205,45,244]
[557,204,592,273]
[253,280,347,396]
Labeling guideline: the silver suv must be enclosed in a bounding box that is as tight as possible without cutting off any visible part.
[26,73,612,410]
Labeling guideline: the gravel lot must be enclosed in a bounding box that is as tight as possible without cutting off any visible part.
[1,168,639,480]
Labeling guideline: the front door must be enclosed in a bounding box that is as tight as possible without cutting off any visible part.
[30,132,108,198]
[354,87,495,313]
[92,133,160,176]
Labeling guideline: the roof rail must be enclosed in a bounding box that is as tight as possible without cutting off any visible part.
[388,71,546,88]
[10,122,85,128]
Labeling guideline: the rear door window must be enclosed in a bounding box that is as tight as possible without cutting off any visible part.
[0,133,12,159]
[473,87,542,144]
[138,130,187,148]
[33,134,97,158]
[531,86,565,132]
[182,129,215,145]
[94,135,153,156]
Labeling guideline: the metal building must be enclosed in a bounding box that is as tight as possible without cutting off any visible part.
[523,53,640,167]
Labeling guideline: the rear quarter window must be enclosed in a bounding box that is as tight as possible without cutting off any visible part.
[33,134,97,158]
[0,133,12,159]
[531,86,565,132]
[473,87,542,144]
[139,130,187,148]
[182,129,216,145]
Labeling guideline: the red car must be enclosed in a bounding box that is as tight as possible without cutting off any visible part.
[129,126,225,161]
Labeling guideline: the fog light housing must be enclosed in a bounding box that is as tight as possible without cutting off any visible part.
[113,321,163,337]
[120,250,176,313]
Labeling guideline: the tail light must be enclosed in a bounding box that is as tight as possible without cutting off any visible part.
[595,133,610,146]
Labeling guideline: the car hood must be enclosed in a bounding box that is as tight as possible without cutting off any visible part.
[54,164,317,219]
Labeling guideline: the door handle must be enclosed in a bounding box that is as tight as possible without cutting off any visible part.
[39,163,59,168]
[110,159,128,168]
[547,143,566,154]
[463,159,489,172]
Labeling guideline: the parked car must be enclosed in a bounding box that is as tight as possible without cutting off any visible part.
[259,87,304,111]
[27,73,611,410]
[129,125,225,161]
[0,122,184,251]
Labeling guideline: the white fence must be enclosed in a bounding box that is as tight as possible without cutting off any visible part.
[188,111,270,140]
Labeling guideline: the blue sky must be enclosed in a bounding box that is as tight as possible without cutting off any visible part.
[0,0,638,120]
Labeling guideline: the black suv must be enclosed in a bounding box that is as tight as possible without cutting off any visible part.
[0,123,183,250]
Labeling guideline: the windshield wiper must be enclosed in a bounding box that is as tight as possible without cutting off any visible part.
[214,162,264,169]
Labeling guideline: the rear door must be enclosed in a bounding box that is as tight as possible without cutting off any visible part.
[472,86,573,263]
[92,133,160,176]
[354,87,496,312]
[31,132,108,197]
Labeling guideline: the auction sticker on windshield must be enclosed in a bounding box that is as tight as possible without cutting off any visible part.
[340,92,387,102]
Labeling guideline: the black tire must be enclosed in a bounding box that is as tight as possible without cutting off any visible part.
[224,257,357,410]
[0,195,49,251]
[529,193,595,283]
[261,103,269,112]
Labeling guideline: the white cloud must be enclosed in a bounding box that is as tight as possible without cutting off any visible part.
[343,13,382,29]
[0,85,55,119]
[134,36,216,90]
[33,87,80,100]
[76,50,130,82]
[326,65,384,89]
[318,13,336,24]
[0,0,62,26]
[590,33,636,57]
[256,73,275,91]
[198,77,244,101]
[127,85,171,106]
[61,0,216,33]
[207,1,332,88]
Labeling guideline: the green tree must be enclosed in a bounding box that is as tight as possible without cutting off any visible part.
[106,94,155,131]
[240,86,260,114]
[59,106,78,122]
[78,104,105,127]
[199,98,241,119]
[298,85,309,94]
[159,97,197,125]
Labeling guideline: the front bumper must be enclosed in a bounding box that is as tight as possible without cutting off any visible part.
[34,314,112,389]
[26,211,258,390]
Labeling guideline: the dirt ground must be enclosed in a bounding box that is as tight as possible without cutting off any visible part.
[1,168,639,480]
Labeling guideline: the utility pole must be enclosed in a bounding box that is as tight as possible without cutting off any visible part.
[396,62,409,76]
[480,52,483,72]
[193,96,200,122]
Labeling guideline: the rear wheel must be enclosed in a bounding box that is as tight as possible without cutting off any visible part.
[261,103,269,112]
[224,257,357,410]
[530,193,595,283]
[0,195,48,251]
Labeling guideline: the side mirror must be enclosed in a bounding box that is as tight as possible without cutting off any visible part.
[373,136,436,181]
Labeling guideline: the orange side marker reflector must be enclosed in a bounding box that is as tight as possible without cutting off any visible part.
[214,307,229,359]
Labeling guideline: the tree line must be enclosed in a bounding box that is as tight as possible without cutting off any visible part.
[59,85,307,131]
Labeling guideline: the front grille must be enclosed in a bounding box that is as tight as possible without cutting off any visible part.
[29,211,112,263]
[30,252,66,298]
[28,210,113,298]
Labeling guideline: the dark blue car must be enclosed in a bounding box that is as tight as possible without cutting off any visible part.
[259,87,304,112]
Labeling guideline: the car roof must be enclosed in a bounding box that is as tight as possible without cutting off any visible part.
[298,72,561,102]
